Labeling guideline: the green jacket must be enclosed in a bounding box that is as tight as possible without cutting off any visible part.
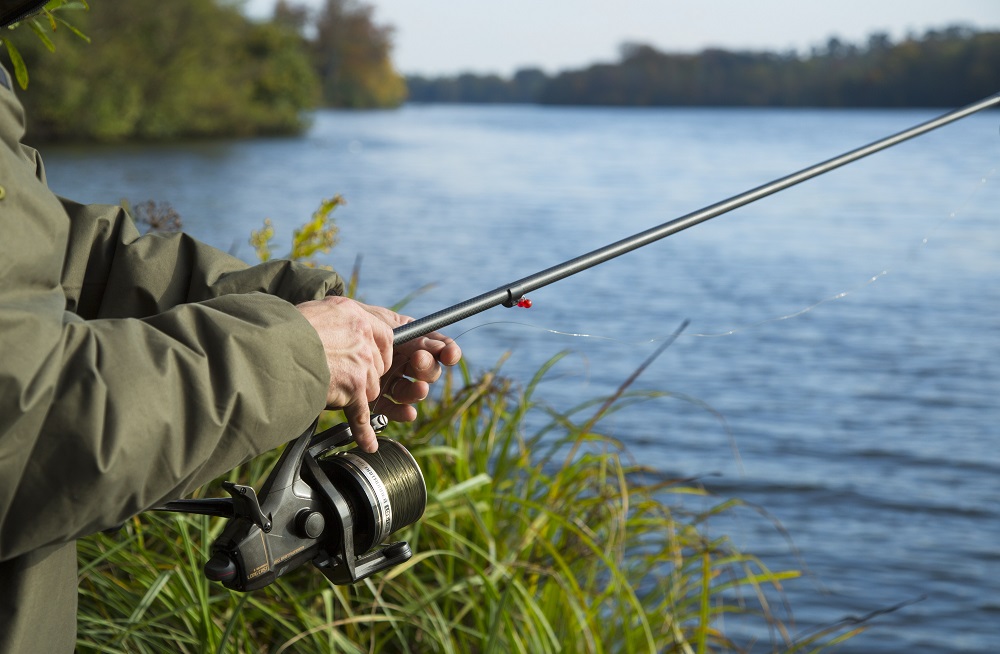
[0,63,343,652]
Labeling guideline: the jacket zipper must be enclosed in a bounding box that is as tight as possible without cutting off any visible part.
[1,2,49,30]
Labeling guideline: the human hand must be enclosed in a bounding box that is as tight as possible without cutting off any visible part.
[375,323,462,423]
[295,296,461,452]
[296,296,393,451]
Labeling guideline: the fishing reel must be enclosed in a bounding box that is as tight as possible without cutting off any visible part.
[156,416,426,592]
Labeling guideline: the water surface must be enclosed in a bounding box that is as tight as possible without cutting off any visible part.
[42,104,1000,652]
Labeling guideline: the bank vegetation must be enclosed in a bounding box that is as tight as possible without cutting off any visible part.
[1,0,404,141]
[409,26,1000,108]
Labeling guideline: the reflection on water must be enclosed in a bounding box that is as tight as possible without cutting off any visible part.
[43,105,1000,652]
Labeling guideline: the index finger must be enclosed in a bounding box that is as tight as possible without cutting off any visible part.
[396,332,461,362]
[345,400,378,453]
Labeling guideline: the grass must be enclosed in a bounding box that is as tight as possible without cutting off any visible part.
[76,352,862,653]
[77,201,865,652]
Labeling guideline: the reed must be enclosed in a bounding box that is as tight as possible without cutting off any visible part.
[76,352,860,653]
[76,202,861,652]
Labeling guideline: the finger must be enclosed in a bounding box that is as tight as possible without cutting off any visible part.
[361,304,413,329]
[393,336,459,380]
[403,349,442,383]
[438,339,462,366]
[377,402,418,423]
[345,401,378,452]
[380,347,430,385]
[369,321,394,377]
[366,357,384,402]
[395,333,446,357]
[385,377,429,404]
[398,333,463,368]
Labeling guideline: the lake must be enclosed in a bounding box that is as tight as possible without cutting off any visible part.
[41,104,1000,652]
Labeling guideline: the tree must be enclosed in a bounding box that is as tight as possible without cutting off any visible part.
[311,0,404,108]
[3,0,319,141]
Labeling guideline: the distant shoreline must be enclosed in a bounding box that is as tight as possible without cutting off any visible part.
[405,26,1000,109]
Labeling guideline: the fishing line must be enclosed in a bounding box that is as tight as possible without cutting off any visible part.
[395,94,1000,347]
[367,100,1000,478]
[687,270,889,339]
[370,153,999,477]
[690,160,998,338]
[449,320,659,346]
[357,159,991,499]
[440,159,998,345]
[424,317,746,471]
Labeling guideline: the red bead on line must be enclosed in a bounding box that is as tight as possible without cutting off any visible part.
[517,298,533,308]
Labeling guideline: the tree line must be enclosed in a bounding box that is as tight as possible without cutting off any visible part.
[406,26,1000,108]
[4,6,997,142]
[1,0,404,141]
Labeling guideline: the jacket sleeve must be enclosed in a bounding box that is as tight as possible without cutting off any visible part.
[0,64,338,562]
[61,199,345,320]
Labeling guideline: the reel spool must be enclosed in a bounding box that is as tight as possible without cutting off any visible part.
[318,438,427,555]
[158,420,427,592]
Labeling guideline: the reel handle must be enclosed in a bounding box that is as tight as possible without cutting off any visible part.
[154,497,234,519]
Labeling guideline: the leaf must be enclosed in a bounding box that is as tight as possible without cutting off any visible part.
[41,8,57,31]
[249,219,275,262]
[432,473,492,501]
[3,40,29,89]
[28,20,57,52]
[55,16,91,43]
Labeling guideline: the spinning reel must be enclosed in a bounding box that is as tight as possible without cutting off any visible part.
[156,416,425,591]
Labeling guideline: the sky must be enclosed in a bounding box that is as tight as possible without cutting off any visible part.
[244,0,1000,76]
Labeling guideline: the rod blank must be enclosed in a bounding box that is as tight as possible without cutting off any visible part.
[393,92,1000,345]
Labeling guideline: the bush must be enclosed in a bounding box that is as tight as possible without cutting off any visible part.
[2,0,319,141]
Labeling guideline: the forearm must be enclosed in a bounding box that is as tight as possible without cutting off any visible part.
[0,293,329,562]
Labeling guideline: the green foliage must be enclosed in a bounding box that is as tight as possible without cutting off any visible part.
[2,0,409,140]
[248,220,276,263]
[250,195,343,264]
[2,0,319,141]
[311,0,406,108]
[75,211,861,653]
[406,26,1000,107]
[76,356,860,653]
[0,0,90,89]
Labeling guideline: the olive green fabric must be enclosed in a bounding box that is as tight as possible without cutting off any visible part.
[0,63,344,652]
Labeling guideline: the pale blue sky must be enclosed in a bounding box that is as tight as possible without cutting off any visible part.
[244,0,1000,76]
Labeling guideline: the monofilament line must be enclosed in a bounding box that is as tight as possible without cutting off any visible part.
[392,92,1000,346]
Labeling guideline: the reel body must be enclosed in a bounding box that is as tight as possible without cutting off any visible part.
[158,419,426,591]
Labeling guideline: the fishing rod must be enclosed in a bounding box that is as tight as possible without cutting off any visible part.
[394,91,1000,345]
[158,91,999,593]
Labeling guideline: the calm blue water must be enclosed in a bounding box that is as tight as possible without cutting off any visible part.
[41,105,1000,652]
